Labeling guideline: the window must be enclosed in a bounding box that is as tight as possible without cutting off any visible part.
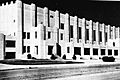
[108,49,112,55]
[99,31,102,42]
[27,32,30,39]
[70,25,73,38]
[60,23,64,29]
[79,27,81,39]
[27,46,30,53]
[23,46,26,53]
[23,32,26,39]
[84,48,90,55]
[50,15,53,18]
[48,32,51,39]
[93,49,98,55]
[35,31,37,39]
[35,6,37,27]
[86,29,89,40]
[113,42,115,46]
[114,50,118,56]
[6,40,15,47]
[74,47,81,55]
[67,47,70,53]
[35,46,38,55]
[105,32,107,42]
[93,30,96,41]
[48,46,53,55]
[61,33,63,40]
[101,49,105,55]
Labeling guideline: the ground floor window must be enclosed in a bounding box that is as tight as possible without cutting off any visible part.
[5,40,15,47]
[23,46,26,53]
[35,46,38,55]
[93,48,98,55]
[48,46,53,55]
[101,49,105,55]
[74,47,81,55]
[67,47,70,53]
[114,50,118,56]
[5,52,15,59]
[108,49,112,55]
[84,48,90,55]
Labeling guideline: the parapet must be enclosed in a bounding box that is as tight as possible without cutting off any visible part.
[31,3,35,11]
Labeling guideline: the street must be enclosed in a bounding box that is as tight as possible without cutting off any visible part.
[1,63,120,80]
[50,71,120,80]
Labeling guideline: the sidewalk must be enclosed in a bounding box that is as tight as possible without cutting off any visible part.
[0,59,120,71]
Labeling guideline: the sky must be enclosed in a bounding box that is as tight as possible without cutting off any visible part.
[1,0,120,27]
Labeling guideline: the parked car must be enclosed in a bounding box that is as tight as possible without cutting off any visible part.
[102,56,115,62]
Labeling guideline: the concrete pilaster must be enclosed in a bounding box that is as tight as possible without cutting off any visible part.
[15,0,23,59]
[81,18,85,57]
[43,7,48,27]
[73,16,77,43]
[98,47,101,57]
[118,27,120,58]
[31,3,35,27]
[43,7,48,40]
[96,22,99,45]
[107,25,110,40]
[89,20,93,44]
[0,33,4,60]
[106,25,110,56]
[54,10,59,43]
[89,20,93,56]
[81,45,84,57]
[82,18,85,44]
[65,13,69,43]
[102,23,105,45]
[113,26,115,39]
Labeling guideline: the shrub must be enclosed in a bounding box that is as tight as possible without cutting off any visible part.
[27,54,32,59]
[62,54,66,60]
[50,54,57,60]
[72,55,76,60]
[102,56,115,62]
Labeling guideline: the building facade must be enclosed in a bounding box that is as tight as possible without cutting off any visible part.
[0,0,120,60]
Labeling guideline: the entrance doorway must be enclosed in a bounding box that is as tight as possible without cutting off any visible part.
[56,43,61,57]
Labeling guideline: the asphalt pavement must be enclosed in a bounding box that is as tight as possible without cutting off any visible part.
[1,59,120,80]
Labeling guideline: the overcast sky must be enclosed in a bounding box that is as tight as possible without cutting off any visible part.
[1,0,120,27]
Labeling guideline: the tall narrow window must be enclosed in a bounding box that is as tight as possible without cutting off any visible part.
[79,27,81,39]
[35,46,38,55]
[60,23,64,29]
[86,29,89,40]
[105,32,107,42]
[99,31,102,42]
[67,47,70,53]
[23,46,26,53]
[48,32,51,39]
[61,33,63,40]
[27,46,30,53]
[35,31,37,39]
[23,32,26,39]
[70,25,73,38]
[93,30,96,41]
[27,32,30,39]
[35,6,37,27]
